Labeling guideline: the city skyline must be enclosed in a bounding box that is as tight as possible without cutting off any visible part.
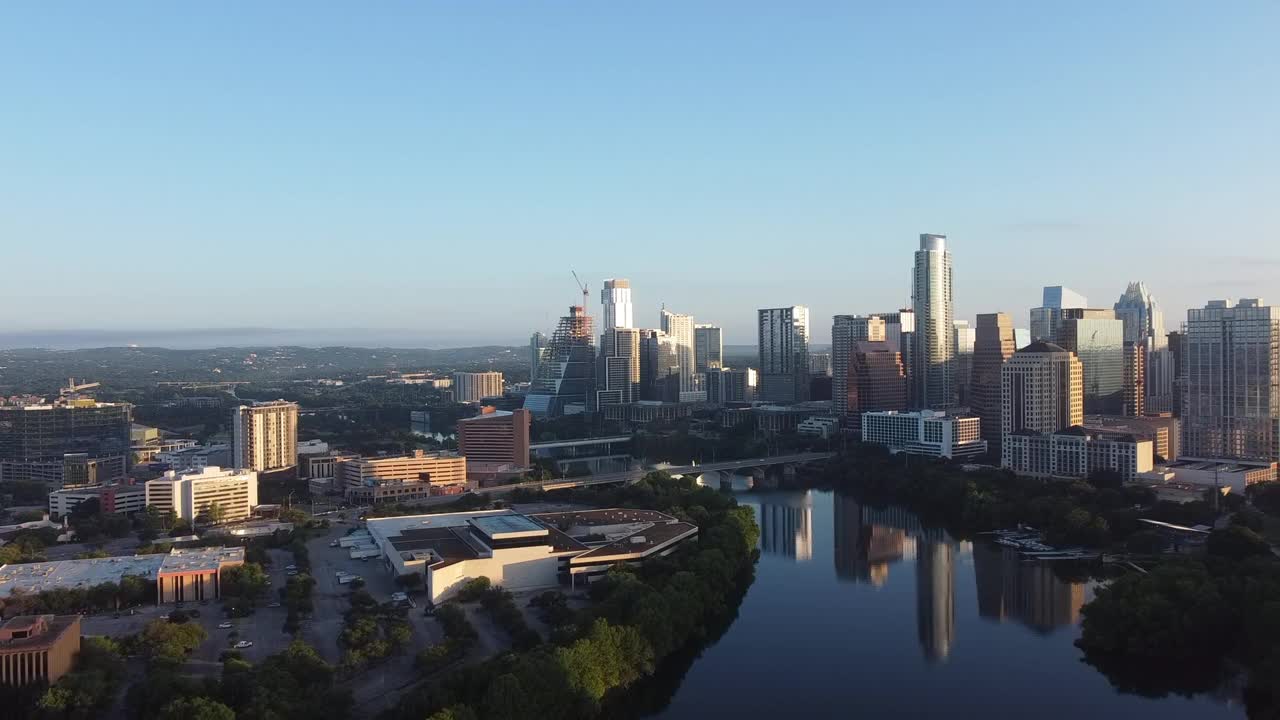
[2,4,1277,344]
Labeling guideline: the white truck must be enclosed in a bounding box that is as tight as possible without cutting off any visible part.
[338,574,362,585]
[349,547,380,559]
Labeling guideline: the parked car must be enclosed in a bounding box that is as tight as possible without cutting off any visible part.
[329,541,340,547]
[234,640,254,649]
[267,602,281,608]
[285,565,297,571]
[218,622,233,629]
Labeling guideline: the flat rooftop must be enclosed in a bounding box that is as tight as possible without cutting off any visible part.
[470,514,547,539]
[159,546,245,574]
[0,615,79,652]
[0,555,167,597]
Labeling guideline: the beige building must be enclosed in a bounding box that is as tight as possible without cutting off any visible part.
[156,547,246,604]
[338,450,467,493]
[452,372,504,403]
[232,401,298,472]
[0,615,81,686]
[145,466,259,523]
[1001,341,1083,470]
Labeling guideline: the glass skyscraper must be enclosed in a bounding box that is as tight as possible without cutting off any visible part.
[911,234,955,409]
[757,306,811,403]
[1056,308,1125,415]
[524,306,596,417]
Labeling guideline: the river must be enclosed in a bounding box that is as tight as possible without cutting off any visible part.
[649,488,1242,719]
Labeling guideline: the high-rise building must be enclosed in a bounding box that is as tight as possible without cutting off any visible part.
[458,408,531,468]
[1114,281,1166,349]
[832,315,886,422]
[694,324,723,373]
[1000,341,1084,469]
[1030,286,1088,342]
[1183,299,1280,461]
[145,466,259,523]
[971,313,1017,454]
[452,372,504,403]
[0,399,132,485]
[758,306,811,403]
[231,401,298,473]
[640,329,682,402]
[601,278,633,330]
[845,342,908,434]
[1145,347,1176,415]
[660,309,699,399]
[529,332,550,383]
[809,353,832,377]
[911,234,955,409]
[953,320,976,406]
[524,306,596,417]
[703,367,757,404]
[596,327,641,407]
[1123,342,1145,417]
[1055,309,1125,415]
[1014,328,1031,350]
[1168,330,1186,417]
[871,310,915,405]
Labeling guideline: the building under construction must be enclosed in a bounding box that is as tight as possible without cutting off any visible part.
[524,306,596,417]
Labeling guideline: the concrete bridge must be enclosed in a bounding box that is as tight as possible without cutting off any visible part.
[477,452,834,494]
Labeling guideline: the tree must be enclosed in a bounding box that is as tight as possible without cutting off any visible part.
[480,674,529,720]
[202,501,226,526]
[220,563,270,606]
[1207,525,1272,561]
[158,696,236,720]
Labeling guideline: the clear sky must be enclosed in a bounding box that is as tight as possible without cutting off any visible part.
[2,2,1276,347]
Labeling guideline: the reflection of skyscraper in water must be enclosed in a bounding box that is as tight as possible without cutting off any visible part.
[757,493,813,561]
[833,495,907,586]
[972,542,1087,633]
[915,530,956,663]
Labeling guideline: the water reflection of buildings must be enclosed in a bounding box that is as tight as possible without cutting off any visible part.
[972,542,1087,633]
[833,496,955,662]
[758,492,813,561]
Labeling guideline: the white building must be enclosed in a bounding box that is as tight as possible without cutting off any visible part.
[660,309,698,399]
[452,372,504,403]
[155,443,231,473]
[366,508,698,604]
[861,410,986,459]
[912,234,956,409]
[797,416,840,439]
[48,484,146,518]
[1003,428,1153,482]
[601,278,634,330]
[232,401,298,473]
[144,466,259,524]
[758,306,811,403]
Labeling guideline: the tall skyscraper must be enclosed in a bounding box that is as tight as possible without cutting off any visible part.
[831,315,886,422]
[529,332,549,383]
[953,320,976,406]
[659,309,699,400]
[596,327,641,407]
[1030,286,1088,342]
[694,324,723,373]
[232,400,299,473]
[452,372,504,403]
[640,329,681,402]
[601,278,633,329]
[704,367,757,404]
[1168,330,1186,417]
[971,313,1016,454]
[871,309,915,406]
[1001,341,1083,467]
[911,234,955,409]
[758,306,811,403]
[523,306,596,417]
[1056,308,1125,415]
[845,341,908,434]
[1182,299,1280,460]
[1122,342,1145,416]
[1114,281,1166,349]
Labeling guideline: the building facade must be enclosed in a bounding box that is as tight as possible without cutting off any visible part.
[48,483,146,518]
[1056,309,1125,415]
[1182,299,1280,460]
[694,324,723,373]
[844,341,908,434]
[1000,341,1084,468]
[600,278,633,330]
[1029,286,1088,343]
[231,401,298,473]
[0,400,132,486]
[1114,281,1166,348]
[832,315,886,422]
[337,450,468,493]
[145,466,259,523]
[659,309,699,400]
[1003,428,1153,482]
[524,306,596,417]
[596,327,641,407]
[758,306,811,403]
[640,329,682,402]
[911,234,955,409]
[953,320,976,406]
[971,313,1016,455]
[458,408,531,469]
[0,615,81,687]
[861,411,986,459]
[703,367,757,404]
[452,372,504,403]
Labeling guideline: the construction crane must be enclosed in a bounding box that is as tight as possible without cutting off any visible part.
[60,378,100,396]
[571,271,589,310]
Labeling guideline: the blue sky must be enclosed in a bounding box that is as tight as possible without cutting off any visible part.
[2,2,1276,346]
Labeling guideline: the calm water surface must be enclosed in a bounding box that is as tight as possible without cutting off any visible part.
[652,488,1241,720]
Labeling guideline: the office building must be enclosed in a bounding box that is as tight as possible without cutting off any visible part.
[1056,309,1125,415]
[48,483,145,518]
[843,342,908,433]
[0,548,243,606]
[1000,341,1083,469]
[871,310,915,403]
[1014,328,1030,350]
[524,306,596,417]
[1182,299,1280,460]
[155,443,232,474]
[155,546,247,604]
[601,278,633,329]
[1168,330,1186,417]
[832,315,887,422]
[1123,342,1145,416]
[954,320,976,406]
[1114,281,1166,349]
[694,324,723,372]
[1145,347,1176,415]
[596,327,641,407]
[911,234,955,409]
[452,372,504,404]
[703,367,757,404]
[458,408,531,470]
[337,450,467,493]
[861,411,986,459]
[145,466,259,524]
[0,400,131,486]
[640,329,682,402]
[529,331,550,383]
[1029,286,1088,342]
[231,401,298,473]
[366,508,697,604]
[1084,414,1180,462]
[809,353,832,377]
[971,313,1017,454]
[758,306,811,403]
[0,615,81,687]
[1158,458,1277,494]
[660,309,699,400]
[1003,427,1153,482]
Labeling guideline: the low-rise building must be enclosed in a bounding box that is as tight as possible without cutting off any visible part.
[861,411,987,459]
[797,416,840,439]
[145,466,259,524]
[1156,458,1277,493]
[601,401,698,426]
[458,408,531,470]
[529,436,633,476]
[0,615,81,686]
[1083,414,1180,462]
[337,451,467,501]
[156,547,246,604]
[154,443,232,474]
[366,508,698,604]
[48,483,146,518]
[0,555,165,600]
[1002,427,1153,482]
